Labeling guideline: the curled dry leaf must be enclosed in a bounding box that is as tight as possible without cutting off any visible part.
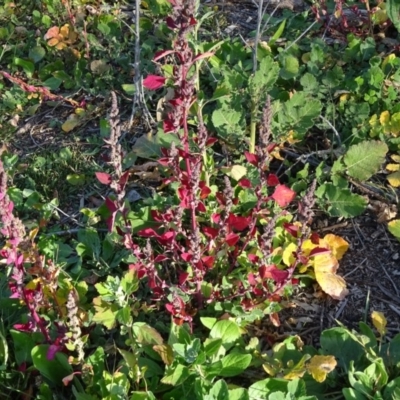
[307,355,337,382]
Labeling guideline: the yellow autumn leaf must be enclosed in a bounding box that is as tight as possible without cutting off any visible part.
[313,253,349,300]
[301,238,315,255]
[153,344,174,365]
[283,354,311,380]
[62,114,81,132]
[322,234,349,260]
[282,242,297,267]
[391,154,400,163]
[387,171,400,187]
[386,163,400,172]
[382,54,395,71]
[47,37,61,47]
[371,311,387,336]
[380,110,390,126]
[307,355,337,383]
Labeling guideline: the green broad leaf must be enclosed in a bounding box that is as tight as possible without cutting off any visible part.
[86,347,105,385]
[10,330,39,365]
[364,358,388,389]
[280,53,299,80]
[219,353,252,377]
[357,322,377,349]
[208,379,229,400]
[121,270,139,295]
[0,331,8,370]
[122,84,136,96]
[43,76,63,90]
[212,107,243,137]
[210,320,241,351]
[31,345,73,385]
[14,57,35,78]
[29,46,46,63]
[66,173,86,186]
[212,85,231,101]
[300,73,318,93]
[268,392,286,400]
[320,183,367,218]
[250,56,280,96]
[203,338,223,358]
[133,323,163,345]
[131,130,181,158]
[161,364,190,386]
[275,93,322,137]
[130,392,156,400]
[387,0,400,33]
[270,19,286,45]
[343,141,388,181]
[118,348,138,371]
[248,378,288,400]
[229,388,250,400]
[77,228,101,259]
[92,297,118,329]
[383,377,400,400]
[342,387,368,400]
[320,328,365,371]
[221,165,247,181]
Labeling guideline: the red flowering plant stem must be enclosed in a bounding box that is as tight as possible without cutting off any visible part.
[0,160,73,358]
[0,160,51,342]
[142,0,213,310]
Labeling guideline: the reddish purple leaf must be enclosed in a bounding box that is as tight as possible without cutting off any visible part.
[197,201,206,213]
[203,226,219,239]
[272,184,296,207]
[228,214,250,231]
[283,222,299,237]
[238,178,252,188]
[138,228,159,238]
[202,256,215,269]
[309,247,330,256]
[248,273,257,286]
[260,265,288,283]
[119,171,130,190]
[158,230,175,245]
[143,75,166,90]
[206,137,218,147]
[211,213,221,224]
[245,151,259,166]
[248,254,259,263]
[311,232,320,244]
[154,49,175,61]
[181,252,192,262]
[154,255,168,262]
[225,232,240,247]
[47,344,60,360]
[267,174,280,186]
[179,272,189,285]
[95,172,112,185]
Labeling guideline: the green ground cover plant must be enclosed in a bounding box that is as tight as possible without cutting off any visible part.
[1,0,400,398]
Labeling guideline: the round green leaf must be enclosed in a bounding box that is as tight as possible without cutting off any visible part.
[29,46,46,63]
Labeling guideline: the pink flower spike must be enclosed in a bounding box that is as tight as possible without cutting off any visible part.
[143,75,166,90]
